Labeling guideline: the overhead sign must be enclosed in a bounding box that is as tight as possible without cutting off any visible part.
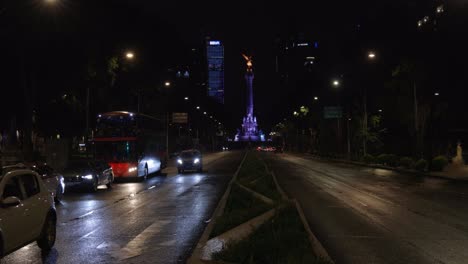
[209,40,221,46]
[172,113,188,124]
[324,106,342,119]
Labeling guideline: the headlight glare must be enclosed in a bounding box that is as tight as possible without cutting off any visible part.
[194,158,200,164]
[82,174,93,180]
[177,159,183,165]
[128,167,137,173]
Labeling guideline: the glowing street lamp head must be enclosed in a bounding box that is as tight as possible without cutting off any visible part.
[184,97,189,101]
[164,81,171,87]
[196,106,200,110]
[314,96,319,101]
[125,52,135,60]
[332,80,340,87]
[368,51,376,59]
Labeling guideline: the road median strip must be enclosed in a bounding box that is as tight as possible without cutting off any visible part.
[189,151,333,264]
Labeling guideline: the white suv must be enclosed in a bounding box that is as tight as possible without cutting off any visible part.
[0,167,57,257]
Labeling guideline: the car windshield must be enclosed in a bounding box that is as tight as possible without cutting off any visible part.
[181,152,197,158]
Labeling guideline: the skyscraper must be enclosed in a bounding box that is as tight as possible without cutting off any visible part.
[206,40,224,104]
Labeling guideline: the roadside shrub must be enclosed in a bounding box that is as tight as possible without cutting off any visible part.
[376,154,389,165]
[399,157,414,169]
[362,154,375,164]
[386,154,399,167]
[414,159,428,171]
[376,154,399,166]
[431,155,448,172]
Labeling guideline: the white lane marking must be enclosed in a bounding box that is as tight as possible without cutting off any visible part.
[79,230,97,240]
[108,220,172,260]
[158,239,176,246]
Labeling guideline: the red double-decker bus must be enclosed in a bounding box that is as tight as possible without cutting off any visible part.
[92,111,167,180]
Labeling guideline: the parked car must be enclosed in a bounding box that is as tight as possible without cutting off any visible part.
[63,160,114,192]
[176,150,203,173]
[2,163,65,203]
[28,163,65,203]
[0,167,57,257]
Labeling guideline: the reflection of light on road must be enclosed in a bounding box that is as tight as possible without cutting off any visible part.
[98,185,107,190]
[176,177,185,183]
[125,183,139,193]
[194,175,202,182]
[129,193,136,198]
[148,185,156,190]
[373,169,393,177]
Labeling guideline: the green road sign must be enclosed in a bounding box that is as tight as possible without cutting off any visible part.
[324,106,342,119]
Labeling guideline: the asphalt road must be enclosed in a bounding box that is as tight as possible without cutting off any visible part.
[264,153,468,264]
[2,150,243,264]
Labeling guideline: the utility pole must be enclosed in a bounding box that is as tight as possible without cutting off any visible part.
[85,86,90,142]
[347,115,351,160]
[166,112,170,160]
[363,87,368,156]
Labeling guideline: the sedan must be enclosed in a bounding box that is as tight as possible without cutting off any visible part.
[63,160,114,192]
[177,150,203,173]
[0,167,56,257]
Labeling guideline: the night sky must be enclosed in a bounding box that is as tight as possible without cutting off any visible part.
[1,0,467,134]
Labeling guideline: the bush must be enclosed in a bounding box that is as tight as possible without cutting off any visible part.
[362,154,375,164]
[414,159,428,171]
[387,154,399,167]
[376,154,400,167]
[431,155,448,172]
[399,157,414,169]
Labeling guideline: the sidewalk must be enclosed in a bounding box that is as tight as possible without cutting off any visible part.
[298,153,468,182]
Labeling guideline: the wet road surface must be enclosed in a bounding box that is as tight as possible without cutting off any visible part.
[2,151,243,264]
[264,153,468,264]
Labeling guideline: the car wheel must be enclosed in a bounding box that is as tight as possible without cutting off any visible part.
[89,176,98,192]
[37,213,56,251]
[106,174,114,189]
[140,167,148,182]
[54,185,63,203]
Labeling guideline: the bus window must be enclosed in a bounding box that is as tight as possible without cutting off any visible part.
[95,141,137,162]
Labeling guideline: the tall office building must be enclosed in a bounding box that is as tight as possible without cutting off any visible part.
[206,40,224,104]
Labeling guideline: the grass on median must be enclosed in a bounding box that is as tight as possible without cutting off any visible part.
[238,153,281,201]
[213,205,330,264]
[210,184,272,238]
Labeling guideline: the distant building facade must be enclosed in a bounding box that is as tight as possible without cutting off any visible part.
[206,40,225,104]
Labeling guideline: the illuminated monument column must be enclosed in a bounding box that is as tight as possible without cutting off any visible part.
[235,54,265,142]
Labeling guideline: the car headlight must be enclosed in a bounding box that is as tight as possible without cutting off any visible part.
[128,167,137,172]
[82,174,93,180]
[194,158,200,164]
[177,159,183,165]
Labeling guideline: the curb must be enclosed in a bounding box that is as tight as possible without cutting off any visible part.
[294,199,334,263]
[263,155,334,263]
[305,154,468,182]
[235,182,275,205]
[187,151,248,264]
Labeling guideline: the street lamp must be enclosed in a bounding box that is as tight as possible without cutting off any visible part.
[332,79,340,87]
[434,92,440,96]
[368,51,376,60]
[196,106,200,110]
[125,52,135,60]
[314,96,319,101]
[184,97,189,101]
[203,112,207,115]
[164,81,171,87]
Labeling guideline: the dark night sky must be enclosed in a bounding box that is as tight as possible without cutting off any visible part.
[1,0,467,134]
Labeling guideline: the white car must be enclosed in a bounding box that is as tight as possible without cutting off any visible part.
[0,167,57,257]
[29,163,65,203]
